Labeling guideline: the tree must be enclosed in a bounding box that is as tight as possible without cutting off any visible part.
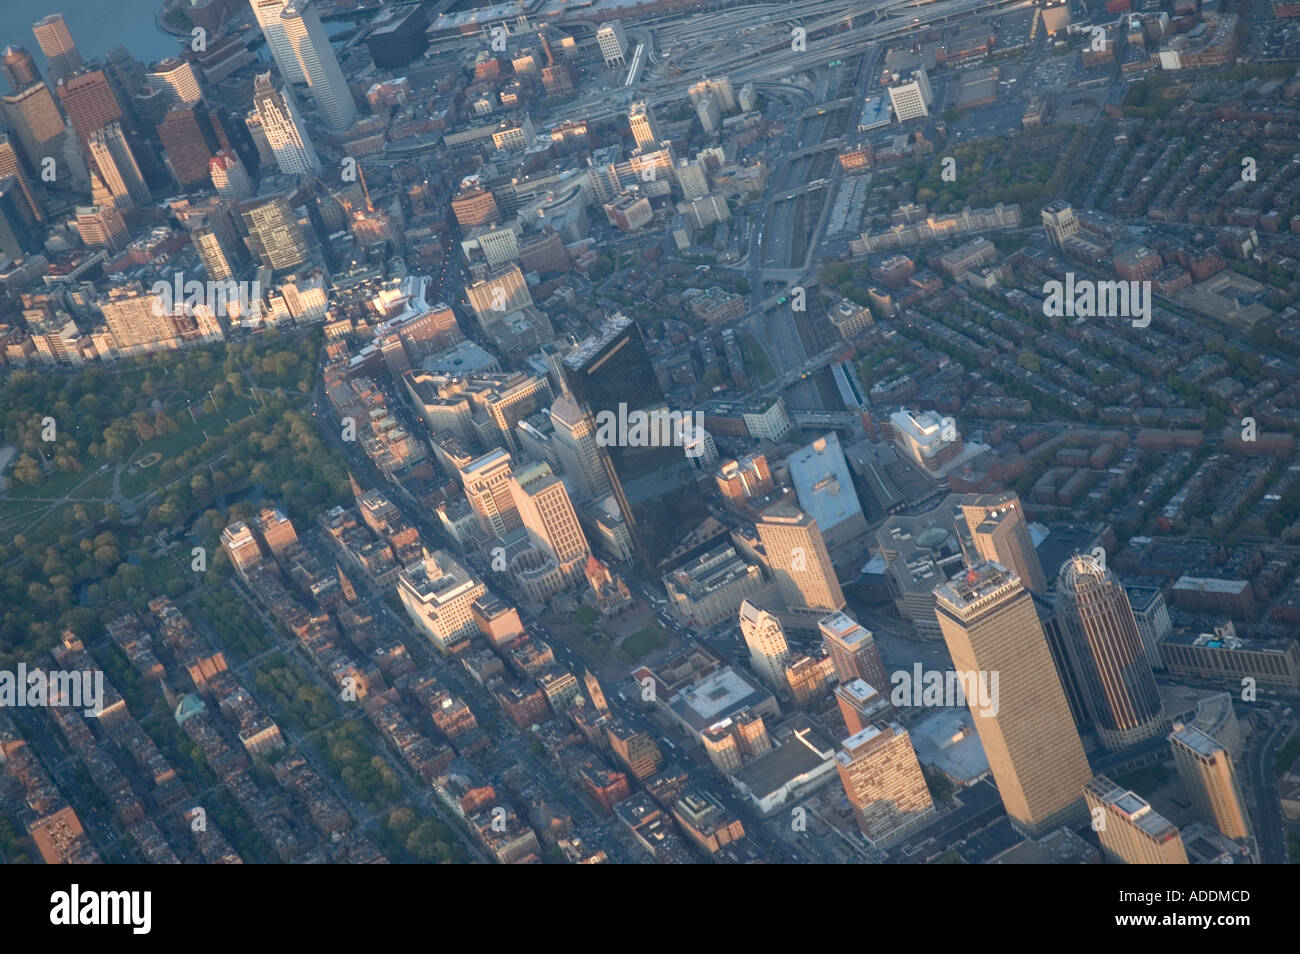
[10,453,43,487]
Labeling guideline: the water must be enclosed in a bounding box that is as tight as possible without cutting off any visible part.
[1,0,182,74]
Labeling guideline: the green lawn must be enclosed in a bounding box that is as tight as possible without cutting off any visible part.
[543,612,620,671]
[619,625,672,662]
[739,331,776,385]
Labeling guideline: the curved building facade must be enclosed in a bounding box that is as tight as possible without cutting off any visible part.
[1056,554,1166,750]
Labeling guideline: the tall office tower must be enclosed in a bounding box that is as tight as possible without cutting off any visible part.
[75,198,128,252]
[628,101,660,151]
[835,678,891,736]
[76,205,127,251]
[0,178,39,258]
[510,460,591,587]
[836,721,935,846]
[0,135,43,223]
[157,105,225,188]
[32,15,83,83]
[2,46,39,92]
[886,68,932,122]
[1056,554,1166,751]
[254,506,298,558]
[57,70,123,148]
[739,599,791,690]
[584,669,609,715]
[103,45,146,102]
[240,194,309,270]
[147,59,202,107]
[819,612,888,693]
[132,86,171,132]
[1084,775,1188,864]
[934,562,1092,838]
[210,150,253,202]
[596,21,628,68]
[1169,723,1252,841]
[251,72,320,176]
[220,521,265,576]
[193,226,237,280]
[1032,592,1091,732]
[559,315,706,572]
[251,0,306,85]
[1041,200,1079,248]
[244,111,276,166]
[459,448,522,539]
[960,493,1047,596]
[280,0,357,131]
[87,122,149,207]
[549,395,612,501]
[756,503,847,627]
[4,81,66,171]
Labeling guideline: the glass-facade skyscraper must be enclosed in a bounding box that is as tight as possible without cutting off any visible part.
[560,315,704,572]
[1056,553,1166,751]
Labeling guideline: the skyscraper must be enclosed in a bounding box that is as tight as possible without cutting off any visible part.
[32,15,83,83]
[78,167,130,251]
[147,59,202,108]
[834,678,891,736]
[510,460,591,588]
[251,72,320,176]
[960,492,1046,596]
[559,315,705,571]
[1084,775,1188,864]
[280,0,357,131]
[251,0,307,86]
[1169,723,1252,841]
[738,599,791,691]
[819,611,888,694]
[1041,200,1080,248]
[86,122,149,207]
[0,134,43,223]
[755,502,846,629]
[157,105,226,188]
[628,101,659,150]
[549,395,612,501]
[458,448,521,539]
[240,193,309,270]
[2,46,39,92]
[75,198,128,253]
[934,562,1092,838]
[4,81,66,171]
[0,177,39,258]
[57,69,123,148]
[1032,591,1092,731]
[1056,553,1166,751]
[193,226,237,281]
[596,21,628,69]
[835,721,935,846]
[209,150,253,202]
